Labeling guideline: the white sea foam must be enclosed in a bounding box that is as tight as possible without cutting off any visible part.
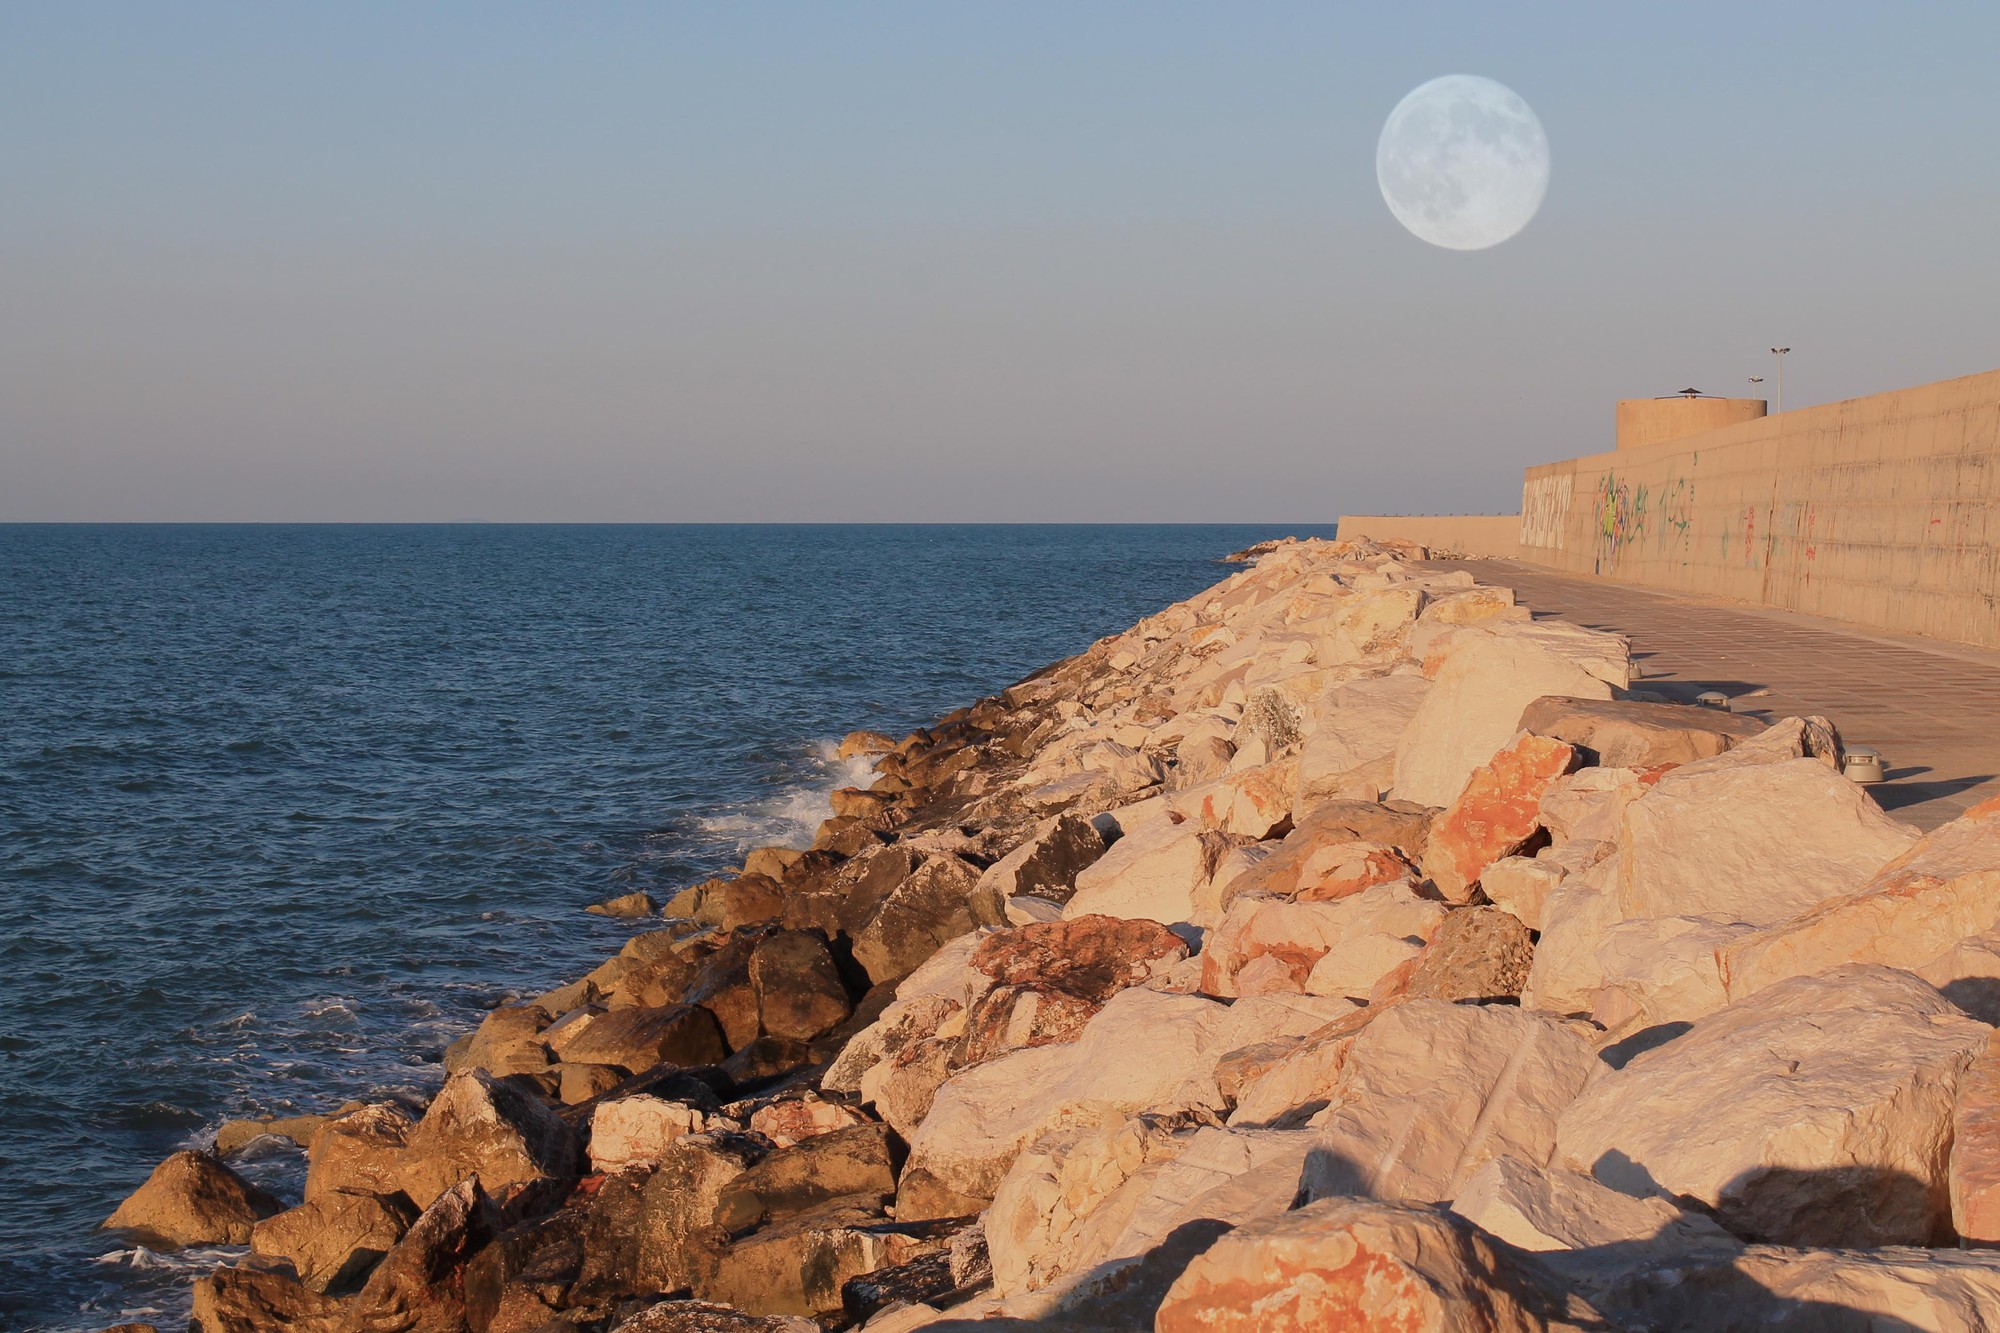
[698,739,881,856]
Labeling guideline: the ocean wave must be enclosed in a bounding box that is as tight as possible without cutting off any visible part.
[696,740,879,856]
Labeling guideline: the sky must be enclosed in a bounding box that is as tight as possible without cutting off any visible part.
[4,2,1999,522]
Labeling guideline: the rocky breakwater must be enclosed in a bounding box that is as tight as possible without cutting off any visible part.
[99,535,2000,1333]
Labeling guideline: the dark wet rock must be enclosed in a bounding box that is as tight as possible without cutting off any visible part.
[448,1004,553,1078]
[680,931,768,1050]
[971,815,1109,916]
[698,1195,887,1316]
[750,930,853,1041]
[250,1188,416,1295]
[850,855,983,986]
[397,1070,581,1211]
[306,1102,414,1203]
[103,1150,282,1249]
[345,1178,504,1333]
[720,1036,814,1087]
[840,1220,988,1324]
[630,1130,771,1296]
[564,1167,651,1307]
[610,1300,817,1331]
[557,1003,728,1074]
[189,1266,343,1333]
[462,1196,590,1333]
[555,1061,626,1105]
[586,890,660,919]
[713,1123,898,1232]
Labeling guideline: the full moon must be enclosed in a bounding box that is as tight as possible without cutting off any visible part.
[1377,75,1549,251]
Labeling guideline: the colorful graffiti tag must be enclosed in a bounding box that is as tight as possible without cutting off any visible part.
[1656,475,1695,560]
[1592,472,1649,569]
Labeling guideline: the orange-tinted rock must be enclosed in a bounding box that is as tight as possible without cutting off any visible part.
[1953,1031,2000,1244]
[397,1070,581,1210]
[666,874,789,930]
[1155,1197,1601,1332]
[746,1093,871,1149]
[1215,799,1430,909]
[1202,885,1446,999]
[968,914,1187,1003]
[749,930,852,1041]
[557,1002,728,1073]
[1421,732,1579,902]
[1292,841,1418,903]
[1174,762,1298,839]
[956,984,1100,1065]
[837,730,896,759]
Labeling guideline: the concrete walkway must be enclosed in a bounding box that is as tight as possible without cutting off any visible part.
[1429,559,2000,831]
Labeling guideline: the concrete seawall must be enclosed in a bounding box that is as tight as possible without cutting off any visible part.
[1335,513,1522,559]
[1519,367,2000,648]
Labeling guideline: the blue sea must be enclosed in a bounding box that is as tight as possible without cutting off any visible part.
[0,523,1333,1331]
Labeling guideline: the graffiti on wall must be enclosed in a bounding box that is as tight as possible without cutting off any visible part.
[1592,472,1650,568]
[1520,473,1573,550]
[1656,475,1695,560]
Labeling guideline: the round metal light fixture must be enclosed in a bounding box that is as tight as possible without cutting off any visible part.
[1843,746,1887,785]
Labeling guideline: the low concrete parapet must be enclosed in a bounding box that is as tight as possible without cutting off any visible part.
[1336,514,1522,560]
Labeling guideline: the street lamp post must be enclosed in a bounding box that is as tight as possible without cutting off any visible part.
[1770,347,1790,413]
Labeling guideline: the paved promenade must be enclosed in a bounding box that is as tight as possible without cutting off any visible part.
[1429,559,2000,831]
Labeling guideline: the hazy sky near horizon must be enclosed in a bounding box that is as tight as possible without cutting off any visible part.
[6,3,2000,522]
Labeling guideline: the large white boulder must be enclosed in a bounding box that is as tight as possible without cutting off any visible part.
[1719,796,2000,1003]
[1390,627,1622,808]
[1590,914,1751,1034]
[1062,819,1240,929]
[1297,1000,1599,1206]
[1610,745,1919,927]
[1518,865,1621,1017]
[1452,1154,1734,1255]
[1599,1245,2000,1333]
[1556,965,1988,1246]
[987,1115,1311,1299]
[903,988,1346,1200]
[1296,674,1431,804]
